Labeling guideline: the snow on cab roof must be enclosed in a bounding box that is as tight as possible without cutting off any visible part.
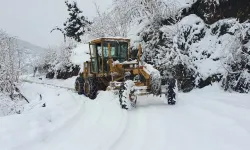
[89,37,130,43]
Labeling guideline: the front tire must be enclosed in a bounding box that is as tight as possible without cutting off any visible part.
[85,77,98,100]
[119,80,137,110]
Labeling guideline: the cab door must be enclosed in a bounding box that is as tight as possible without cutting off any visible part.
[89,43,99,73]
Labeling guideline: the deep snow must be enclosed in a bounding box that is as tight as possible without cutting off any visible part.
[1,78,250,150]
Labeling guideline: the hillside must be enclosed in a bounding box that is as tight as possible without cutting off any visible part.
[16,39,47,55]
[16,38,47,74]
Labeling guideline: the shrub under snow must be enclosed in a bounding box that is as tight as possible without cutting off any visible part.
[139,14,250,92]
[0,30,29,116]
[38,41,80,79]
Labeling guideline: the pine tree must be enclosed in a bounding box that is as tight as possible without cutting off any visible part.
[52,1,91,42]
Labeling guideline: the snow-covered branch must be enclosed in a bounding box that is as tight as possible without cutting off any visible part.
[85,0,178,39]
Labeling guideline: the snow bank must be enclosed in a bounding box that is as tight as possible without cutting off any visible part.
[0,93,26,117]
[0,82,84,150]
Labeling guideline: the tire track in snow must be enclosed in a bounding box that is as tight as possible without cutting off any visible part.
[14,84,87,150]
[109,104,149,150]
[190,95,250,134]
[88,91,130,150]
[100,109,128,150]
[27,98,104,150]
[20,80,152,150]
[22,79,74,91]
[20,81,130,150]
[28,91,123,150]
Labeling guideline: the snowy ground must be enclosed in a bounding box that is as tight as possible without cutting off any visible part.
[20,75,77,90]
[1,77,250,150]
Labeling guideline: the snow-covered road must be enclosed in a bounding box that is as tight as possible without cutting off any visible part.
[1,81,250,150]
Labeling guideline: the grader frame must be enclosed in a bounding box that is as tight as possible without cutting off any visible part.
[81,38,151,91]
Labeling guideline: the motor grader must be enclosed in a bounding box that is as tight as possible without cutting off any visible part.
[75,37,177,109]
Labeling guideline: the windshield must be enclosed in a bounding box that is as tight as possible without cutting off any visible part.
[103,41,128,62]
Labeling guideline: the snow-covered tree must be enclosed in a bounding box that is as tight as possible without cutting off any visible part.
[112,0,178,22]
[0,30,21,96]
[36,39,79,79]
[86,0,178,39]
[0,30,34,116]
[52,1,91,42]
[222,23,250,93]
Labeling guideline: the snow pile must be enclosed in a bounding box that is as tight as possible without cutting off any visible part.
[0,93,26,116]
[143,63,160,75]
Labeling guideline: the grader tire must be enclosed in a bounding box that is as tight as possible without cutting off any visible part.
[75,77,84,95]
[119,80,137,110]
[85,77,98,100]
[166,78,177,105]
[150,72,162,96]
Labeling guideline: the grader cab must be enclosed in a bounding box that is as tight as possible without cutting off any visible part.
[75,37,177,109]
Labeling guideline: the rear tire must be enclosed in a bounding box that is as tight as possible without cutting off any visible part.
[119,80,137,110]
[150,72,162,96]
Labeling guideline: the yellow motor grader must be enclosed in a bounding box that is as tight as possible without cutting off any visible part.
[75,37,177,109]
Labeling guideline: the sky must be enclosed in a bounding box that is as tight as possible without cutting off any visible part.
[0,0,113,48]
